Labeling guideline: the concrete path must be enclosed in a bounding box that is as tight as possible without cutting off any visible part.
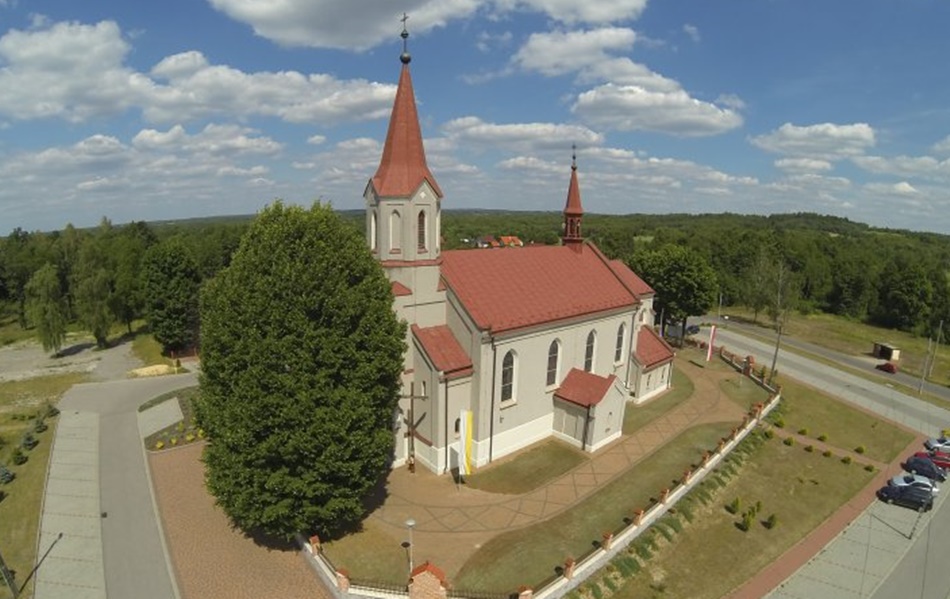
[35,373,198,599]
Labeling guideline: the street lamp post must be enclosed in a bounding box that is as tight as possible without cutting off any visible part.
[406,518,416,575]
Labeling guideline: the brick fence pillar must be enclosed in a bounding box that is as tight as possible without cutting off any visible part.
[702,451,711,467]
[683,468,692,484]
[634,509,645,526]
[660,488,670,504]
[564,558,576,580]
[336,569,350,593]
[518,586,533,599]
[408,562,447,599]
[602,532,613,551]
[309,534,321,554]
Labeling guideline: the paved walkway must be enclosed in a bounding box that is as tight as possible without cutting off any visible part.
[34,371,198,599]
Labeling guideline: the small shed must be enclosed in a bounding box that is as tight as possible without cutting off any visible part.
[872,342,901,361]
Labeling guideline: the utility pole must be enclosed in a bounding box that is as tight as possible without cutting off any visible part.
[768,266,786,387]
[918,337,932,395]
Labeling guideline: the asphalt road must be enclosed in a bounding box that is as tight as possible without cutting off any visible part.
[57,372,198,599]
[710,327,950,598]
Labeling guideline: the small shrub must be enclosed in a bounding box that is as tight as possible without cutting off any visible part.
[176,422,185,433]
[615,554,640,577]
[764,513,778,529]
[170,437,178,446]
[773,417,785,429]
[738,510,754,532]
[841,455,852,465]
[762,429,774,440]
[805,444,814,452]
[21,433,38,450]
[664,515,683,533]
[797,427,808,436]
[0,465,15,484]
[45,404,60,418]
[603,577,618,593]
[855,445,866,454]
[823,450,832,458]
[864,464,876,473]
[12,449,27,465]
[197,428,205,439]
[755,500,763,514]
[817,434,828,442]
[185,433,195,442]
[655,522,673,542]
[155,441,165,450]
[783,437,794,446]
[591,583,604,599]
[726,497,741,514]
[34,419,48,433]
[679,503,694,523]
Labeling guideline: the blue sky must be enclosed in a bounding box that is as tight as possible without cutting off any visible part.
[3,1,950,234]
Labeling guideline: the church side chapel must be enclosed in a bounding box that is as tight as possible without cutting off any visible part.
[363,24,675,475]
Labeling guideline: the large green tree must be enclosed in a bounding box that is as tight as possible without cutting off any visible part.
[197,202,406,540]
[142,239,201,351]
[25,263,69,355]
[630,244,718,339]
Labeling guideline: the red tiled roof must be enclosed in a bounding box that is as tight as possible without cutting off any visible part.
[555,368,616,407]
[410,561,446,583]
[412,325,473,380]
[371,64,443,198]
[440,244,638,333]
[391,281,412,296]
[635,327,674,369]
[608,259,654,297]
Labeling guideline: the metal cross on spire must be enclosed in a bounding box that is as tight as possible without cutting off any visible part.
[572,143,577,170]
[400,13,411,63]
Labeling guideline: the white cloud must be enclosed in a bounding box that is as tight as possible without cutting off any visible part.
[307,135,327,145]
[512,28,636,76]
[493,0,648,24]
[852,154,950,182]
[751,122,876,160]
[683,24,700,42]
[476,30,513,53]
[442,116,604,150]
[573,84,742,136]
[0,21,398,126]
[932,135,950,155]
[715,93,745,111]
[774,158,833,173]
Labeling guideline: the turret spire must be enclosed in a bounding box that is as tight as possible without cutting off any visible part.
[371,18,442,198]
[563,144,584,248]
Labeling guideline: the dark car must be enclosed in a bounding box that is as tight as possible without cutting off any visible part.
[904,455,948,482]
[686,324,701,336]
[878,484,934,512]
[917,450,950,470]
[876,362,898,374]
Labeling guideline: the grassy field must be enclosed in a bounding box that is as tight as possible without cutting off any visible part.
[141,386,202,451]
[623,367,694,435]
[718,376,770,413]
[465,439,587,494]
[0,373,82,599]
[770,376,915,463]
[453,422,736,593]
[607,435,876,599]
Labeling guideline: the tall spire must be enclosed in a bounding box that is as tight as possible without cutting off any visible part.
[371,17,443,198]
[563,144,584,248]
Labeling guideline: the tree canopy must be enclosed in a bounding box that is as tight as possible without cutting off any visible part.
[196,202,406,540]
[142,239,201,352]
[25,263,69,355]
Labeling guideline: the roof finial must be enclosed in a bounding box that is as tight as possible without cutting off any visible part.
[400,13,411,64]
[571,143,577,171]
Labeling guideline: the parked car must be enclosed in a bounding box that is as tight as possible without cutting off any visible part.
[686,324,701,336]
[878,484,934,512]
[917,450,950,470]
[876,362,898,374]
[889,472,939,494]
[924,436,950,452]
[904,455,948,482]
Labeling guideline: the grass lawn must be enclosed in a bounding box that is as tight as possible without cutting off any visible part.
[718,376,770,413]
[131,327,169,367]
[608,436,875,599]
[0,373,78,599]
[465,439,587,494]
[320,520,411,586]
[623,366,694,435]
[453,422,736,593]
[771,376,915,463]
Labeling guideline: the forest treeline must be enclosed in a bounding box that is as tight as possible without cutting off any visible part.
[1,210,947,354]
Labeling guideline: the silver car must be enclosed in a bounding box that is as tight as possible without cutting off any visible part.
[924,436,950,452]
[890,473,939,495]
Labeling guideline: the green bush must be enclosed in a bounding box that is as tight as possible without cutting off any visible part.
[817,434,828,442]
[762,429,775,440]
[726,497,741,514]
[841,456,852,465]
[864,464,876,473]
[764,513,778,529]
[804,444,814,452]
[797,427,808,436]
[12,449,27,465]
[773,417,785,429]
[755,500,763,514]
[854,445,866,454]
[783,437,794,446]
[21,433,38,450]
[34,419,48,433]
[823,450,833,458]
[738,510,754,532]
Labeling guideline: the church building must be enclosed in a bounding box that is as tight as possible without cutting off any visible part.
[364,28,675,474]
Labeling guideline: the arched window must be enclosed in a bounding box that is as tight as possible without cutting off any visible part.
[390,211,401,251]
[501,351,516,402]
[546,340,560,386]
[371,211,377,251]
[615,323,626,362]
[585,330,596,372]
[417,210,427,252]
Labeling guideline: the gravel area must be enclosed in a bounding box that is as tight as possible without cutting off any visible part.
[149,442,330,599]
